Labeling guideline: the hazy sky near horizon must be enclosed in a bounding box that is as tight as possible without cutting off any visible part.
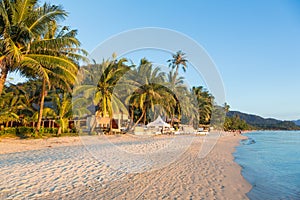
[10,0,300,120]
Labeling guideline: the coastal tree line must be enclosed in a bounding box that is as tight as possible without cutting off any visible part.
[0,0,247,137]
[0,54,224,136]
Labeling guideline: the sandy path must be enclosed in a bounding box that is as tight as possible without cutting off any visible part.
[0,134,251,199]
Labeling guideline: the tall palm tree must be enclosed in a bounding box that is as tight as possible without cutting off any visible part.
[165,70,188,125]
[0,0,68,94]
[125,59,172,128]
[167,50,188,76]
[166,70,186,92]
[94,59,130,132]
[22,22,86,133]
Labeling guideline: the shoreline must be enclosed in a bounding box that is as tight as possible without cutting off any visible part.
[0,133,251,199]
[217,132,252,199]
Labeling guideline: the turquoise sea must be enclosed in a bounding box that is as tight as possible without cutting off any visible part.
[235,131,300,200]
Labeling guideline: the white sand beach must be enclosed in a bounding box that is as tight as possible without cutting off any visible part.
[0,133,251,199]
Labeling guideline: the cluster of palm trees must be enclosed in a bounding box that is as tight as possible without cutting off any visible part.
[0,1,223,135]
[0,82,80,134]
[0,0,86,134]
[74,52,216,133]
[1,52,217,135]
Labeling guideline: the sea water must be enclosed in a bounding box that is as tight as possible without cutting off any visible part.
[235,131,300,200]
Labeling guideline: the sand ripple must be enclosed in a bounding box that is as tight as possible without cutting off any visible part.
[0,134,251,199]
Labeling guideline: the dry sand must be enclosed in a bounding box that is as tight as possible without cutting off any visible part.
[0,136,82,155]
[0,133,251,199]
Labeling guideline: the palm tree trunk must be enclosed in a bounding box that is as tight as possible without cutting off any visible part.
[171,114,174,127]
[189,117,194,126]
[57,118,63,136]
[109,116,113,134]
[143,112,147,125]
[175,66,179,77]
[131,109,146,130]
[0,66,8,95]
[57,126,62,135]
[130,108,134,126]
[36,78,46,132]
[90,116,97,134]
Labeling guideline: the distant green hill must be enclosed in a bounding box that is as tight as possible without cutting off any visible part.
[227,111,300,130]
[293,120,300,126]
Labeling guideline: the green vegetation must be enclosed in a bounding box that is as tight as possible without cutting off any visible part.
[192,86,214,125]
[224,115,252,131]
[74,55,222,134]
[1,49,226,137]
[227,111,300,130]
[0,127,79,138]
[0,0,86,137]
[2,1,295,139]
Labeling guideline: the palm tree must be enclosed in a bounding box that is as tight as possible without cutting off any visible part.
[165,70,188,125]
[22,21,87,133]
[0,0,68,94]
[42,93,69,135]
[74,58,130,133]
[94,59,130,132]
[17,81,40,122]
[125,58,172,129]
[7,83,39,126]
[167,50,188,76]
[224,102,230,113]
[0,87,20,127]
[183,92,199,127]
[192,86,214,125]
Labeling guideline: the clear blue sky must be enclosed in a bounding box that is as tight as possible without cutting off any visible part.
[11,0,300,120]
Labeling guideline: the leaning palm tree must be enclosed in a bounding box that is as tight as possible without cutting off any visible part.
[125,58,174,128]
[167,50,188,76]
[22,21,87,133]
[0,0,68,94]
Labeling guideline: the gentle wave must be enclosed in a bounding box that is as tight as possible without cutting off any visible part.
[241,138,256,145]
[235,131,300,200]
